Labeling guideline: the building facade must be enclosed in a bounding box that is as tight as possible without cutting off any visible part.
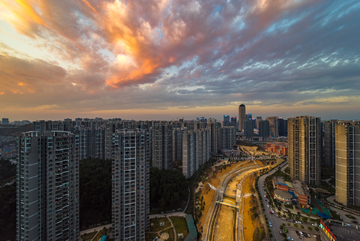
[259,120,270,139]
[335,121,360,206]
[266,116,279,137]
[324,120,337,168]
[152,122,173,170]
[16,131,79,241]
[111,129,150,240]
[288,116,322,186]
[218,126,237,150]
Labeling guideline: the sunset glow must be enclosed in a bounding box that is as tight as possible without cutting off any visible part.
[0,0,359,120]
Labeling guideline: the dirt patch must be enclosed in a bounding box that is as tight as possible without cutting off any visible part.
[213,206,236,241]
[243,174,263,241]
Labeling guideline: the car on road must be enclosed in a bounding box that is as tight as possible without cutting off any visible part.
[351,220,358,224]
[267,205,270,208]
[295,221,302,224]
[287,237,294,241]
[269,222,272,227]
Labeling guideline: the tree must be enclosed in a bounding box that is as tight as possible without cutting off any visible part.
[80,158,112,227]
[150,167,188,210]
[302,216,308,223]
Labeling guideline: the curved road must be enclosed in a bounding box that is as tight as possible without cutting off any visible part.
[203,162,259,241]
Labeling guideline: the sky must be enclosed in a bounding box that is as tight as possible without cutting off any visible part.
[0,0,359,122]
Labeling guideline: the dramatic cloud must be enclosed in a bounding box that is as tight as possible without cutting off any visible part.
[0,0,359,120]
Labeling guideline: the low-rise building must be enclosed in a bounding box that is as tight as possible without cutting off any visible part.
[272,176,310,206]
[266,142,288,155]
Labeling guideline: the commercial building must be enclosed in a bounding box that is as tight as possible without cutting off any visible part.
[223,115,230,127]
[238,104,246,131]
[244,119,254,139]
[266,116,279,137]
[324,120,338,168]
[278,118,287,136]
[16,131,79,241]
[259,120,270,139]
[288,116,322,186]
[111,129,150,240]
[255,116,262,129]
[335,121,360,206]
[230,117,237,127]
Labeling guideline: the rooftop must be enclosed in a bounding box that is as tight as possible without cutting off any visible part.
[326,223,360,241]
[293,180,305,196]
[274,189,293,199]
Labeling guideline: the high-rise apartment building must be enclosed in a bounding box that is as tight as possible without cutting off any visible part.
[324,120,338,168]
[238,104,246,131]
[244,120,254,139]
[288,116,321,186]
[173,128,183,162]
[182,131,198,179]
[218,126,237,149]
[16,131,79,241]
[266,116,279,137]
[197,128,210,166]
[335,122,360,206]
[259,120,270,139]
[111,129,150,240]
[278,118,288,136]
[182,129,210,178]
[207,119,219,154]
[152,122,173,169]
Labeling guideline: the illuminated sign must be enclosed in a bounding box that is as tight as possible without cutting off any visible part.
[320,220,336,241]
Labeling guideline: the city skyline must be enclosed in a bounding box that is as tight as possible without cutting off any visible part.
[1,1,360,121]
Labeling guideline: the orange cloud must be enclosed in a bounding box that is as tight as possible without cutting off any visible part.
[0,0,49,37]
[106,59,159,87]
[81,0,97,14]
[18,82,24,86]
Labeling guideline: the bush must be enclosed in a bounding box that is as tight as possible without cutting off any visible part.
[294,224,298,228]
[308,227,312,231]
[301,225,304,229]
[287,223,290,226]
[315,227,319,231]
